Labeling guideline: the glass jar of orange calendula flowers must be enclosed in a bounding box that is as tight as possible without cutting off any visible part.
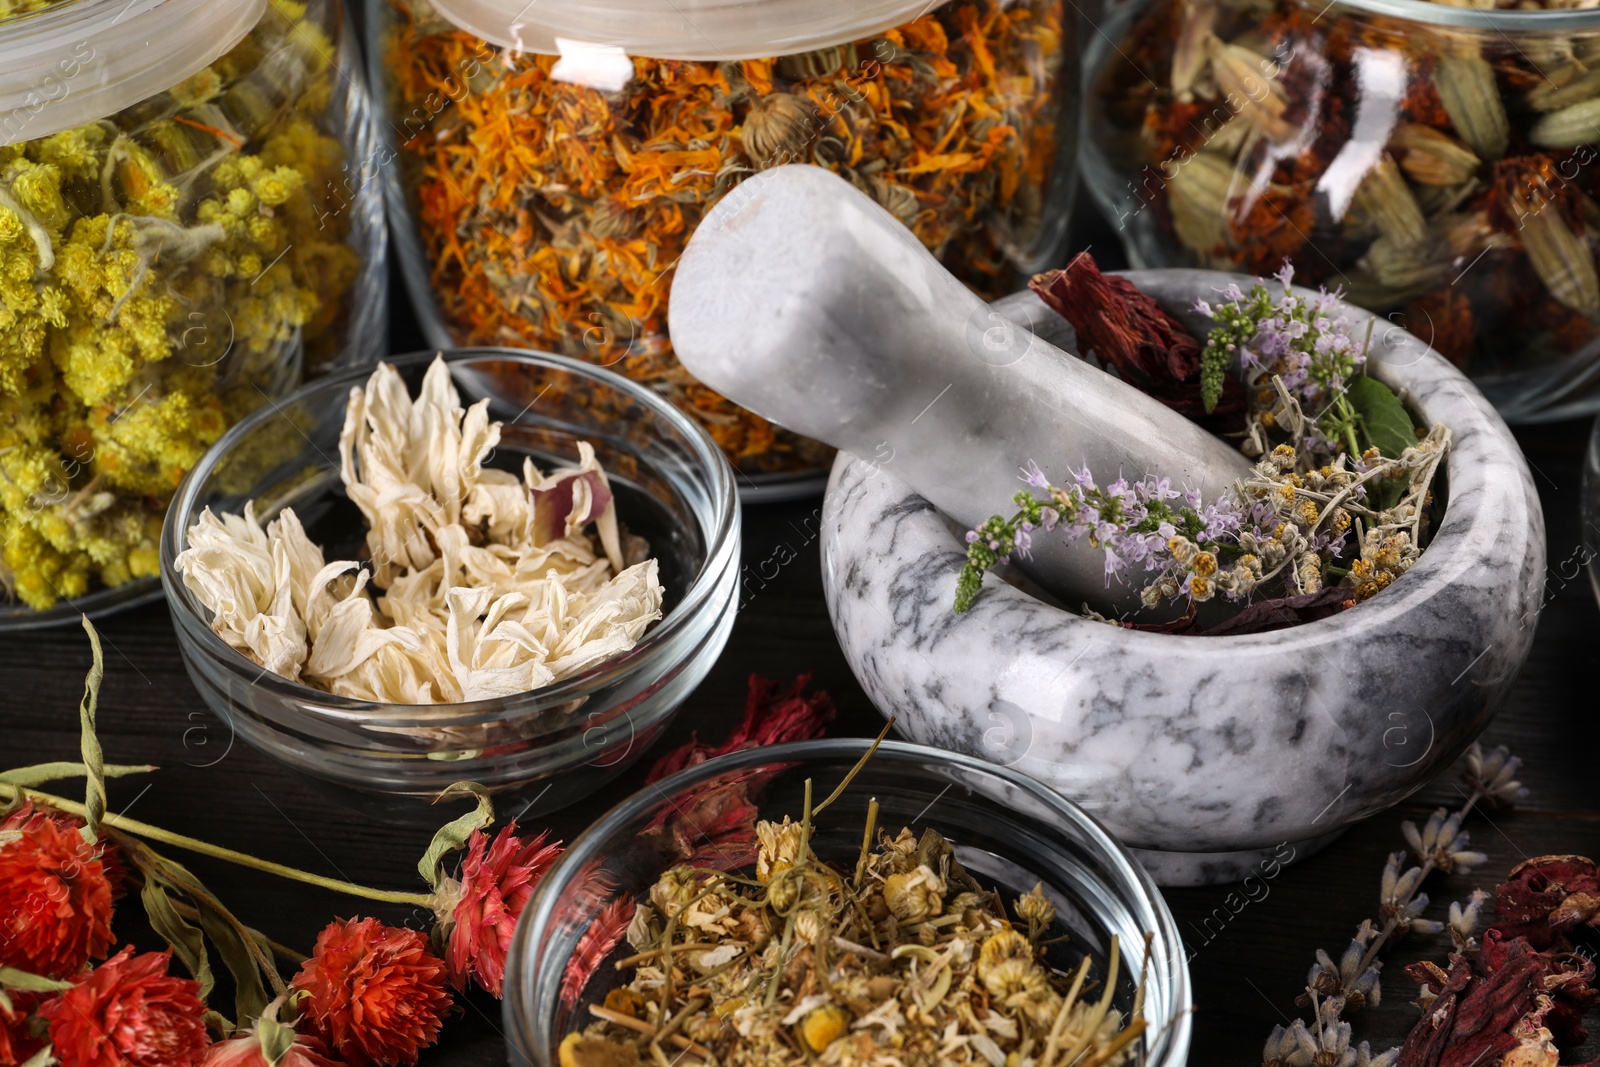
[0,0,386,624]
[1083,0,1600,423]
[369,0,1077,496]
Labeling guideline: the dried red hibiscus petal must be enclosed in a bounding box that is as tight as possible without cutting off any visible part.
[645,673,835,784]
[1491,854,1600,950]
[1029,254,1245,424]
[1197,587,1355,636]
[1399,930,1598,1067]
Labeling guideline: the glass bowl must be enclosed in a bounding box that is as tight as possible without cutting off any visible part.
[160,349,738,812]
[502,739,1193,1067]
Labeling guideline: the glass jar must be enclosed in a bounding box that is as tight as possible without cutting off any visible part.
[0,0,386,627]
[367,0,1078,498]
[1082,0,1600,422]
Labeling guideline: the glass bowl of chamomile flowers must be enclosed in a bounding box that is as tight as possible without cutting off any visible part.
[160,348,739,812]
[502,738,1193,1067]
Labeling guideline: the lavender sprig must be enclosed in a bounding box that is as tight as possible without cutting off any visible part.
[1263,742,1517,1067]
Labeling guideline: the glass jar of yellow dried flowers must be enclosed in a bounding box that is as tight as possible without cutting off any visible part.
[0,0,385,627]
[366,0,1078,498]
[1082,0,1600,422]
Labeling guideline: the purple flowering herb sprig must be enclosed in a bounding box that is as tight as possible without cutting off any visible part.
[953,461,1251,614]
[1196,262,1370,458]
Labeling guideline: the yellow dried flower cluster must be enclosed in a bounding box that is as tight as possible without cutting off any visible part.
[0,0,361,610]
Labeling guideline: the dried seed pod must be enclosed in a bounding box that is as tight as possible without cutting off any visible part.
[1207,38,1295,142]
[1527,65,1600,111]
[1350,156,1429,247]
[1517,201,1600,317]
[740,93,816,168]
[1530,98,1600,148]
[1433,55,1510,160]
[1357,233,1451,292]
[1171,0,1218,103]
[1391,124,1481,186]
[1167,152,1237,253]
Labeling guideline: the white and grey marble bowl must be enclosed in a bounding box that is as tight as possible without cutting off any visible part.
[821,270,1546,886]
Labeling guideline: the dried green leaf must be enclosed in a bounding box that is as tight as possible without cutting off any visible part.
[77,616,106,845]
[257,1014,297,1062]
[417,781,495,892]
[0,966,75,994]
[197,899,270,1025]
[18,1048,56,1067]
[1346,376,1416,458]
[141,881,214,998]
[0,763,156,789]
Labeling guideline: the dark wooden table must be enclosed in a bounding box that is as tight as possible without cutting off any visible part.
[6,265,1600,1064]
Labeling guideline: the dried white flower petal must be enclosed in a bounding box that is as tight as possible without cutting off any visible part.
[177,356,665,706]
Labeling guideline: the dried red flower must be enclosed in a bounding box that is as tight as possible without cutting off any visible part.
[1,990,45,1066]
[443,825,563,997]
[645,674,835,784]
[291,918,452,1067]
[560,892,633,1010]
[1399,931,1597,1066]
[1,802,127,900]
[0,803,117,978]
[1030,253,1245,422]
[200,1026,342,1067]
[1491,854,1600,950]
[38,947,210,1067]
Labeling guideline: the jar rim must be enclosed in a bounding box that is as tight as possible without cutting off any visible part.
[423,0,937,62]
[0,0,264,146]
[1294,0,1600,32]
[161,347,740,729]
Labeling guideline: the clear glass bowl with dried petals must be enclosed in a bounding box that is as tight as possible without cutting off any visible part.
[1082,0,1600,422]
[503,738,1192,1067]
[160,348,739,811]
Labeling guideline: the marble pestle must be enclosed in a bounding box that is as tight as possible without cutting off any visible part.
[668,164,1253,609]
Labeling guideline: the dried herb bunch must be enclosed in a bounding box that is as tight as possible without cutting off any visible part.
[1091,0,1600,380]
[0,0,365,610]
[955,258,1448,630]
[384,0,1067,473]
[562,787,1148,1067]
[1261,744,1525,1067]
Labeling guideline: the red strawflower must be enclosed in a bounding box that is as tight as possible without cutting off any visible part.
[645,673,835,784]
[560,894,633,1010]
[1,990,44,1066]
[200,1026,342,1067]
[443,824,562,997]
[291,918,451,1067]
[38,947,210,1067]
[1,802,127,899]
[0,804,117,978]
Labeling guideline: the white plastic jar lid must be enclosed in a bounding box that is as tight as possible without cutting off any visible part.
[0,0,266,147]
[428,0,935,61]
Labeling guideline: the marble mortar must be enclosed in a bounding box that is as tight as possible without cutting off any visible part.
[820,273,1545,886]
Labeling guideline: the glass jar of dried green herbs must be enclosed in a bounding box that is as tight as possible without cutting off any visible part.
[368,0,1079,496]
[0,0,386,623]
[1083,0,1600,422]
